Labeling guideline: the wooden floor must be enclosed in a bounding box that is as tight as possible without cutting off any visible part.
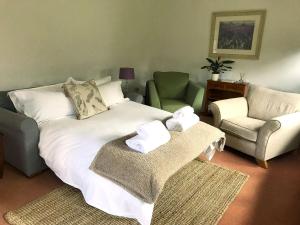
[1,115,300,225]
[1,149,300,225]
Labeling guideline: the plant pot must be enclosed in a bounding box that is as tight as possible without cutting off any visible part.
[211,73,219,81]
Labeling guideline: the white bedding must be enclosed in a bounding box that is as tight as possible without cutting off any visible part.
[38,101,171,225]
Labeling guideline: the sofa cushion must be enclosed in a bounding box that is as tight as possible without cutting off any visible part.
[247,85,300,121]
[160,98,189,113]
[220,117,265,142]
[154,72,189,99]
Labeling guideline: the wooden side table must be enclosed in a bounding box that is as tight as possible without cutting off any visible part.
[204,80,249,113]
[0,133,4,178]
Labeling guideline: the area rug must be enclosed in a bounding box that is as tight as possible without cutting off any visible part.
[4,160,248,225]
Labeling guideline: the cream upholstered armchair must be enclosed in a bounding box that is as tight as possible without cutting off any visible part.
[210,85,300,168]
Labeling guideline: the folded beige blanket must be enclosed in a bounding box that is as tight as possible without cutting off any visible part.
[90,122,225,203]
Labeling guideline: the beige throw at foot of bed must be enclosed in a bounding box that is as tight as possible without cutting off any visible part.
[90,122,225,203]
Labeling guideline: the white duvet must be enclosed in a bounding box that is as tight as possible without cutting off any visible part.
[38,101,171,225]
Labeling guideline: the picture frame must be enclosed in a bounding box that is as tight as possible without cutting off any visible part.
[209,10,266,59]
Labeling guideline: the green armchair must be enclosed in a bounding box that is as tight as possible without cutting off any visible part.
[145,72,205,114]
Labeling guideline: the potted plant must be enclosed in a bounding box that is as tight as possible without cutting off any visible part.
[201,57,235,81]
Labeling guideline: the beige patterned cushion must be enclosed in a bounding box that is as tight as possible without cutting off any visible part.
[63,80,107,119]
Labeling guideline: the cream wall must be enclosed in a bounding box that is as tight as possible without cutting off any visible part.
[0,0,157,91]
[1,0,300,92]
[150,0,300,92]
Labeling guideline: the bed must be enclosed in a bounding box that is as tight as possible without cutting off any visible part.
[0,89,171,225]
[0,80,224,225]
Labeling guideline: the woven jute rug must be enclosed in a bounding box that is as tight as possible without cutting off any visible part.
[5,160,248,225]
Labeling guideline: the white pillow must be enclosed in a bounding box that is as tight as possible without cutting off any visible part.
[8,83,62,113]
[64,77,84,85]
[64,76,112,86]
[20,90,74,124]
[95,76,112,86]
[98,80,125,107]
[8,76,112,113]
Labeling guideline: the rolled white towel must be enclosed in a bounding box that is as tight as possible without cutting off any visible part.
[125,132,171,154]
[173,106,194,119]
[137,120,169,139]
[166,113,199,132]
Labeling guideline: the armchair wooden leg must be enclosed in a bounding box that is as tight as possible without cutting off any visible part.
[256,159,268,169]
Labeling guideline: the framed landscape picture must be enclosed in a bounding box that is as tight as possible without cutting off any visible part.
[209,10,266,59]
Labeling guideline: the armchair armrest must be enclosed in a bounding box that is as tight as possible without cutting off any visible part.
[0,107,46,176]
[256,112,300,161]
[146,80,161,109]
[185,81,205,114]
[210,97,248,127]
[0,108,38,133]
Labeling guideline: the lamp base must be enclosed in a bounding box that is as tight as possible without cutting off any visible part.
[123,80,129,96]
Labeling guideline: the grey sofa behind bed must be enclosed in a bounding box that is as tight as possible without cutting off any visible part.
[0,91,47,177]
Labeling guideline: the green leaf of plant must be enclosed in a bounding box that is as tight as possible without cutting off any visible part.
[206,58,215,64]
[222,60,235,64]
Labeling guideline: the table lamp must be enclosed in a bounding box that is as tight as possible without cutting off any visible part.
[119,67,135,94]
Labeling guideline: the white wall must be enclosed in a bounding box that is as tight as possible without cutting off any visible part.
[1,0,300,92]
